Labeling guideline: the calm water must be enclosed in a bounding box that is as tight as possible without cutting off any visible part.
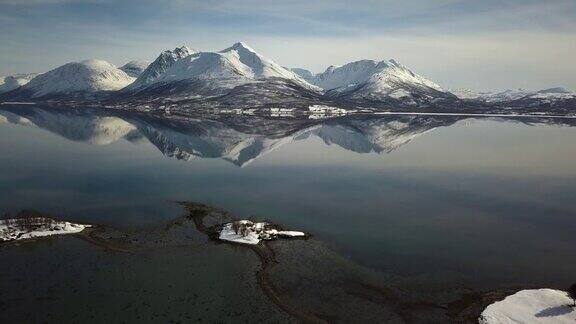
[2,105,576,290]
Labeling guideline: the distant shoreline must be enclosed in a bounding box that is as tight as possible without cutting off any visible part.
[375,111,576,119]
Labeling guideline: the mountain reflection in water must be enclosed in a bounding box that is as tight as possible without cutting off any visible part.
[4,105,572,167]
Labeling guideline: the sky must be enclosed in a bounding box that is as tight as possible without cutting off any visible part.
[0,0,575,91]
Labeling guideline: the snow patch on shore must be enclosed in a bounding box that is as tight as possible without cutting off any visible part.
[480,289,576,324]
[0,218,91,242]
[218,220,306,245]
[309,105,349,114]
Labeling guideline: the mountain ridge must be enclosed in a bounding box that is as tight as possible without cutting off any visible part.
[0,41,573,113]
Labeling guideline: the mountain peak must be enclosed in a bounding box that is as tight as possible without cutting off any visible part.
[126,46,196,91]
[220,41,258,55]
[78,59,118,71]
[173,45,195,56]
[159,46,195,59]
[234,41,249,47]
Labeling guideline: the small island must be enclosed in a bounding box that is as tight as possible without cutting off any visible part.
[0,216,91,243]
[218,220,307,245]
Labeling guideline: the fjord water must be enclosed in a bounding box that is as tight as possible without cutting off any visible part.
[1,106,576,292]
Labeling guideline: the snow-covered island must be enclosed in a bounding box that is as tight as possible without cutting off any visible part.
[0,217,91,242]
[218,220,306,245]
[479,289,576,323]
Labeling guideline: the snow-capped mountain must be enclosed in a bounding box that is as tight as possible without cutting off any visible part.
[218,42,315,89]
[4,60,134,99]
[296,59,453,103]
[0,73,39,93]
[448,88,492,100]
[124,42,319,98]
[124,46,196,91]
[525,87,575,99]
[122,44,448,108]
[289,68,314,82]
[450,87,575,103]
[119,60,150,78]
[0,41,571,113]
[483,89,532,103]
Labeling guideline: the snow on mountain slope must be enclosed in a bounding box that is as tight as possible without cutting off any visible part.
[289,68,314,81]
[219,42,318,91]
[450,87,575,103]
[526,87,575,100]
[19,60,134,98]
[0,73,39,93]
[126,42,320,96]
[119,60,150,78]
[153,51,253,88]
[314,60,443,91]
[309,59,449,101]
[125,46,196,91]
[449,88,492,100]
[484,88,532,102]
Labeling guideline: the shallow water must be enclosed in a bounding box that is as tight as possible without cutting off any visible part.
[0,237,290,323]
[1,106,576,311]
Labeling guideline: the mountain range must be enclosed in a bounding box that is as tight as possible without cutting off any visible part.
[0,42,574,112]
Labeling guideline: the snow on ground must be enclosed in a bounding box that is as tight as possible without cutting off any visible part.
[0,218,91,242]
[308,105,348,115]
[479,289,576,324]
[218,220,306,245]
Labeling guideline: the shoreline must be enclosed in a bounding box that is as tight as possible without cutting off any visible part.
[2,101,576,120]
